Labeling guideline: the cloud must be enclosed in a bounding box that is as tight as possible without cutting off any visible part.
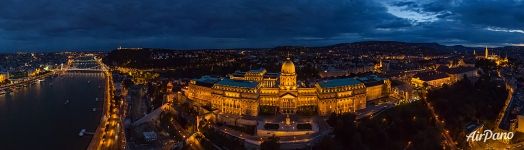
[371,0,524,46]
[0,0,406,51]
[0,0,523,52]
[486,27,524,34]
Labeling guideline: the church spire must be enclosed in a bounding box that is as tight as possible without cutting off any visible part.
[485,46,489,58]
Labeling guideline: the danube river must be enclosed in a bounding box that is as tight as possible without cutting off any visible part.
[0,72,105,150]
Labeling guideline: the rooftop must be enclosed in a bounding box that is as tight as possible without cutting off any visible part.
[356,75,384,82]
[248,68,266,73]
[414,72,450,81]
[231,71,246,77]
[216,78,258,88]
[263,72,280,78]
[356,75,386,86]
[465,122,482,134]
[142,131,158,140]
[318,78,362,88]
[445,67,477,74]
[194,76,220,87]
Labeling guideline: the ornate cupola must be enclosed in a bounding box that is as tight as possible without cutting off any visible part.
[280,58,297,90]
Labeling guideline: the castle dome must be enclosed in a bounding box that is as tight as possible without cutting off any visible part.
[281,58,295,74]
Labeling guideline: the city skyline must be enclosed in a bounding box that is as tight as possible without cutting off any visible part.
[2,1,524,149]
[1,38,524,149]
[0,0,524,52]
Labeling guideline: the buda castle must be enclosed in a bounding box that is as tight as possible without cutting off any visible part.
[185,58,390,117]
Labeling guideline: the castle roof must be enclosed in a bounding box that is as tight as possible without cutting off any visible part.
[248,68,266,74]
[193,76,220,87]
[356,75,386,87]
[216,78,258,88]
[264,72,280,78]
[318,78,362,88]
[281,58,296,74]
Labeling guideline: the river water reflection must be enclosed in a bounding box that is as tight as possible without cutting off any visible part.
[0,72,105,150]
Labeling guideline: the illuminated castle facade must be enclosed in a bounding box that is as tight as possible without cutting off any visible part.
[185,58,390,117]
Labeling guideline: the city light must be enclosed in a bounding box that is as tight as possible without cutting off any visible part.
[0,1,522,149]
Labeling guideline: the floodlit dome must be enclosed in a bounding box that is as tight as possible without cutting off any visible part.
[281,58,295,74]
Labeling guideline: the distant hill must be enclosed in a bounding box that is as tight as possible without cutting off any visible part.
[319,41,473,53]
[103,41,524,68]
[264,41,497,55]
[110,41,524,53]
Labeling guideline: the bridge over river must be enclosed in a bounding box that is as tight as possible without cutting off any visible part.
[66,55,104,72]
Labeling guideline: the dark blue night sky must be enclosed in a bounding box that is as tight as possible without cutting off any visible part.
[0,0,523,52]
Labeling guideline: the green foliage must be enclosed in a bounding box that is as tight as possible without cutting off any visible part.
[202,128,245,150]
[261,135,280,150]
[427,73,508,147]
[475,59,498,70]
[103,49,251,78]
[158,111,184,141]
[324,101,442,150]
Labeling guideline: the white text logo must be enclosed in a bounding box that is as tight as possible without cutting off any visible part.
[466,130,514,142]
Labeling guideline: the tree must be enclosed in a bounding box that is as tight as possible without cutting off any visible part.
[426,71,508,147]
[313,137,338,149]
[261,135,280,150]
[322,101,442,149]
[326,113,337,126]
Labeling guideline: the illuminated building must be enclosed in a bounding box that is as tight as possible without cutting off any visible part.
[411,71,451,88]
[116,67,160,85]
[444,67,478,83]
[391,81,416,103]
[447,59,474,68]
[356,75,391,101]
[412,66,478,89]
[28,68,41,77]
[166,81,175,103]
[474,47,509,66]
[515,115,524,133]
[186,58,391,117]
[0,71,8,83]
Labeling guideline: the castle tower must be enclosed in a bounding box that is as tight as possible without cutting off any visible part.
[280,58,297,90]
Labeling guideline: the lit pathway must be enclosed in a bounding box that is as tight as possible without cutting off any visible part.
[87,56,126,150]
[421,91,457,149]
